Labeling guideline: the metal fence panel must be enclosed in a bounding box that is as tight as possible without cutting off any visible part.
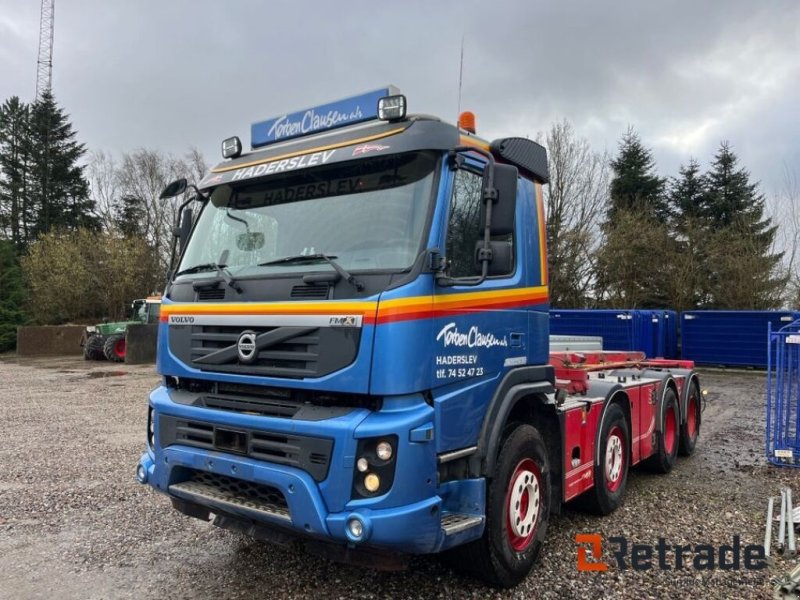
[766,319,800,467]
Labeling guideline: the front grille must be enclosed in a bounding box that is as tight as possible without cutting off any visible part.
[204,382,301,418]
[160,415,334,481]
[191,325,320,378]
[169,378,382,417]
[169,470,290,522]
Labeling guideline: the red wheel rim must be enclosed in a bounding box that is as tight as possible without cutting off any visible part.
[505,458,542,552]
[686,395,698,439]
[114,339,126,358]
[605,425,626,492]
[664,405,677,454]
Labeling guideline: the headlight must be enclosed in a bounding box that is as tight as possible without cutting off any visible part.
[364,473,380,492]
[376,441,393,461]
[86,326,97,333]
[352,435,398,498]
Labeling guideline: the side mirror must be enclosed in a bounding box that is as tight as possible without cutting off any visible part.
[178,207,193,253]
[160,178,187,199]
[480,163,518,236]
[474,240,513,276]
[237,232,265,251]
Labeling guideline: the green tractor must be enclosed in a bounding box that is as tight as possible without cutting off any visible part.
[82,296,161,362]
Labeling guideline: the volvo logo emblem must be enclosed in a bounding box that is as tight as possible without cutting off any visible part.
[237,331,258,363]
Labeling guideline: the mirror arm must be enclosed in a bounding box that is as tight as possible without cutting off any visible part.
[438,146,497,288]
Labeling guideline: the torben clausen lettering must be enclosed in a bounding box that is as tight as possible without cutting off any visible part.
[436,323,508,348]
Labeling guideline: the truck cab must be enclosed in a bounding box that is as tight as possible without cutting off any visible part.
[138,88,701,587]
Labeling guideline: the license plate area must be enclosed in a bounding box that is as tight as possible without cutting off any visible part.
[214,428,248,454]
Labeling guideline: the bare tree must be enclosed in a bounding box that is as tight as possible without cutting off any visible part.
[544,120,609,307]
[770,165,800,307]
[88,148,208,274]
[87,150,118,232]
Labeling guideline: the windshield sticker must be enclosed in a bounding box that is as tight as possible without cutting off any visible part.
[260,177,366,204]
[436,322,509,348]
[352,143,390,156]
[230,149,337,182]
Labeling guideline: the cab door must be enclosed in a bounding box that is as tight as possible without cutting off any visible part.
[431,163,526,453]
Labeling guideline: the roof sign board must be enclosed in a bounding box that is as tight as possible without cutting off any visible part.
[251,86,400,148]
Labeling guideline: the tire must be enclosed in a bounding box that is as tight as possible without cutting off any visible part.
[452,424,550,588]
[103,333,126,363]
[679,380,701,456]
[583,402,630,515]
[646,387,680,473]
[83,334,106,360]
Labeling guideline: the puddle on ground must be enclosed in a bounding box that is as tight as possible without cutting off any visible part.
[87,370,129,378]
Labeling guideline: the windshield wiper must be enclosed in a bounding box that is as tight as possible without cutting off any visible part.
[174,263,222,277]
[259,253,364,291]
[176,252,242,294]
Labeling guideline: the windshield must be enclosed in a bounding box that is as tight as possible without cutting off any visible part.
[177,152,438,279]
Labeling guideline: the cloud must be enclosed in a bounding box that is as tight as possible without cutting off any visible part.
[0,0,796,193]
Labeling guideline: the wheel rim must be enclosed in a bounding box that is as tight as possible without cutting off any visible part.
[114,339,126,358]
[605,426,625,492]
[664,405,677,454]
[686,395,698,439]
[505,458,541,552]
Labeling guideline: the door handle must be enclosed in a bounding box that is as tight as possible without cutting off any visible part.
[510,332,524,348]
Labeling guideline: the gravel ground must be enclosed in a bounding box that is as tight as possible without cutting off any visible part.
[0,356,798,599]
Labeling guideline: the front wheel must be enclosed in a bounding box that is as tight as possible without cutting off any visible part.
[103,334,126,363]
[455,424,551,588]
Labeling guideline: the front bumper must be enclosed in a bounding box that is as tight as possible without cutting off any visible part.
[139,385,481,554]
[139,448,444,553]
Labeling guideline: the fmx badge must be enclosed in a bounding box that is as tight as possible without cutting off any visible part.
[328,315,360,328]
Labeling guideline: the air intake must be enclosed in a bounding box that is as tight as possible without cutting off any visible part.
[290,285,330,300]
[198,288,226,301]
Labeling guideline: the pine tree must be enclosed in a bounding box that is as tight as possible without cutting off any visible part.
[607,128,668,222]
[0,239,27,351]
[115,195,145,236]
[26,91,98,237]
[0,96,30,250]
[669,159,705,221]
[598,129,670,307]
[666,160,709,310]
[699,142,785,308]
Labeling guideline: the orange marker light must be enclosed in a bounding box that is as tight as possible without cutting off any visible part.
[458,111,476,134]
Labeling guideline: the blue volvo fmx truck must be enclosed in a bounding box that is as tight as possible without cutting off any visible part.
[138,87,702,587]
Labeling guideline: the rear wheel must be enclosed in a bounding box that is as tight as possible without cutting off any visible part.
[83,334,105,360]
[679,381,701,456]
[453,424,550,588]
[103,333,126,362]
[583,402,629,515]
[646,387,679,473]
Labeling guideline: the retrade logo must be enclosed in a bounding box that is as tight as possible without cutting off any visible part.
[237,331,258,363]
[575,534,767,571]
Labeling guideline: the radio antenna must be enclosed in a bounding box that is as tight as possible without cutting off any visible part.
[457,36,464,116]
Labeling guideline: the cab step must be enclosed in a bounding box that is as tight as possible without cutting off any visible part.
[441,512,483,535]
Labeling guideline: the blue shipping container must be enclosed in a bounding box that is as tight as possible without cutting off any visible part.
[663,310,679,359]
[681,310,800,368]
[549,309,667,357]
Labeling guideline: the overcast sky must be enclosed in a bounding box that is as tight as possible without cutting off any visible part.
[0,1,798,196]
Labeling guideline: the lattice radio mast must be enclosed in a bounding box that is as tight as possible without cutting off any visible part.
[35,0,55,99]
